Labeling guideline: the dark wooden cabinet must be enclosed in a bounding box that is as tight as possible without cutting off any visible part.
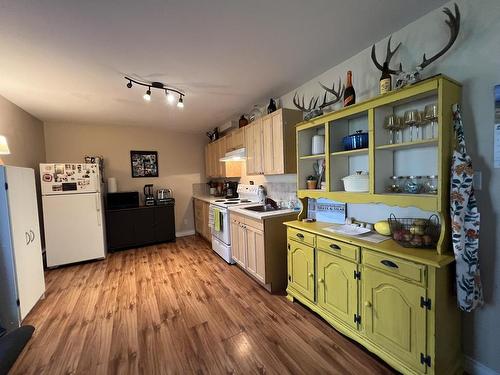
[105,203,175,250]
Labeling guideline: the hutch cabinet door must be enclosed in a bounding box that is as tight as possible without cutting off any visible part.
[362,267,427,372]
[317,250,359,329]
[287,239,315,302]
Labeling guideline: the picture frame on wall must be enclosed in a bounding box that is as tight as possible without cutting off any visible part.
[130,150,159,178]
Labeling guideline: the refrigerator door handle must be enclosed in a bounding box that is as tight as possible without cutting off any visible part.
[95,194,102,227]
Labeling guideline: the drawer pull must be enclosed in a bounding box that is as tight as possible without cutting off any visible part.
[380,259,399,269]
[364,301,372,308]
[318,278,324,283]
[308,272,313,277]
[329,243,341,250]
[296,233,304,239]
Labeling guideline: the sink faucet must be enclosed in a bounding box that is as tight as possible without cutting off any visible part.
[265,197,279,209]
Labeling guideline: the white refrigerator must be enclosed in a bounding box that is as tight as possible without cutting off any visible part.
[40,163,106,267]
[0,166,46,331]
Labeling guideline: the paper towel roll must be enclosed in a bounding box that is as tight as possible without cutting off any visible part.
[107,177,117,193]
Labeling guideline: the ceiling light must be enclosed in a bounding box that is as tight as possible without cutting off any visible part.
[177,96,184,108]
[124,76,186,109]
[166,90,175,104]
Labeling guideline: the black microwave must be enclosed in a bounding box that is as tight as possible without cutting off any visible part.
[106,191,139,210]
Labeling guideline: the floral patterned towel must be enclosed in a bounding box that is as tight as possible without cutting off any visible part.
[450,104,483,312]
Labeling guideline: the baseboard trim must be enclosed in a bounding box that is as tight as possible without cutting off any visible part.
[465,356,500,375]
[176,230,196,238]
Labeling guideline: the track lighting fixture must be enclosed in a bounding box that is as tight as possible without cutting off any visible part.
[143,88,152,101]
[165,90,175,104]
[124,76,185,108]
[177,96,184,108]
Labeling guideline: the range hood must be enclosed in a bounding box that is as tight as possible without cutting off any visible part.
[219,148,246,162]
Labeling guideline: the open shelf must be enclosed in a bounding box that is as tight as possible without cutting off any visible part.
[300,154,326,160]
[330,148,368,156]
[376,139,438,151]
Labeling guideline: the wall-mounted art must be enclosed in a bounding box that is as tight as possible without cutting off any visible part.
[130,150,158,178]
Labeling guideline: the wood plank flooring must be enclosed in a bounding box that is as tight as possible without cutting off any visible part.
[11,236,396,375]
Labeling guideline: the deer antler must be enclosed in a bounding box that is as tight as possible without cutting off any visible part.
[417,3,460,71]
[318,77,345,109]
[371,35,403,75]
[293,92,319,112]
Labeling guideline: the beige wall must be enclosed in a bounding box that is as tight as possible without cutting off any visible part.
[44,123,206,235]
[0,94,45,170]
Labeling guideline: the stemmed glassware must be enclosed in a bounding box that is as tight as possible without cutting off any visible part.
[384,114,398,144]
[424,104,438,139]
[404,110,419,142]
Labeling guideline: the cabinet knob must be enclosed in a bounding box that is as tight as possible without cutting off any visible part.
[318,278,324,283]
[364,301,372,308]
[308,272,313,277]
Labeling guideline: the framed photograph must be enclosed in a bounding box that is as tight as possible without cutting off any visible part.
[130,150,159,178]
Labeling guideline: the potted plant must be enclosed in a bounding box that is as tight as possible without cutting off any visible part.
[306,175,317,190]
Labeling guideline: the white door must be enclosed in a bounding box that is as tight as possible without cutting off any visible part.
[6,167,45,320]
[43,192,106,267]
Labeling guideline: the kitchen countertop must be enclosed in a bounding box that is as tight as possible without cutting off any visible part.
[192,195,219,203]
[228,205,298,220]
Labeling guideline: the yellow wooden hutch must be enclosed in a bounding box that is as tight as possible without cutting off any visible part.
[285,75,462,374]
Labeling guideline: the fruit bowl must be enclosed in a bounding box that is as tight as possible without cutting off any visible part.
[387,214,440,248]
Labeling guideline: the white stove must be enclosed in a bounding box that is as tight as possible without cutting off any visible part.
[209,184,263,263]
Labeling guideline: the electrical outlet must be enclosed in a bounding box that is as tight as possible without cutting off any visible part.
[473,171,482,190]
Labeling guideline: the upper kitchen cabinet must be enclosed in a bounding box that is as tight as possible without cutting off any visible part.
[246,108,302,176]
[226,127,245,151]
[205,137,242,178]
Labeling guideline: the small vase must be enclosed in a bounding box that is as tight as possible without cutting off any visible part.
[239,115,249,128]
[306,180,317,190]
[267,98,277,114]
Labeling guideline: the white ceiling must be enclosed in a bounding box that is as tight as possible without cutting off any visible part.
[0,0,448,133]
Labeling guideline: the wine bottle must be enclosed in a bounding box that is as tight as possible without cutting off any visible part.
[379,62,391,94]
[343,71,356,107]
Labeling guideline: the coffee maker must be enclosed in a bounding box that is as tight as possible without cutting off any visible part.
[144,184,155,206]
[225,181,238,198]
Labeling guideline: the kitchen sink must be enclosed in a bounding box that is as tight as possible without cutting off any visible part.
[243,205,282,212]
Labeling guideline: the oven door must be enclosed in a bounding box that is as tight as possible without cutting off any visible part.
[209,204,230,245]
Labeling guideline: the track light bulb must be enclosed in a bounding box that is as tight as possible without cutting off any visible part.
[127,81,132,88]
[177,96,184,108]
[166,90,175,104]
[143,88,151,101]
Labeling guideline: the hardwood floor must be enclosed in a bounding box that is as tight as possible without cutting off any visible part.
[11,236,396,375]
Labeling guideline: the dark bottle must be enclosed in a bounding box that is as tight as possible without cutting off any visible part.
[267,98,277,114]
[379,62,392,94]
[343,71,356,107]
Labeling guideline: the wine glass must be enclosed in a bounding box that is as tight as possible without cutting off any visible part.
[424,104,438,139]
[394,116,405,143]
[404,110,418,142]
[384,114,398,144]
[414,111,425,141]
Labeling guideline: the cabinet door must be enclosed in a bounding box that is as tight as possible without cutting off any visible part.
[271,113,284,174]
[154,205,175,242]
[217,138,227,177]
[245,225,265,283]
[232,128,245,149]
[363,267,427,372]
[230,219,244,266]
[287,240,315,301]
[106,210,136,249]
[317,250,358,329]
[253,119,264,174]
[245,122,259,175]
[202,202,211,241]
